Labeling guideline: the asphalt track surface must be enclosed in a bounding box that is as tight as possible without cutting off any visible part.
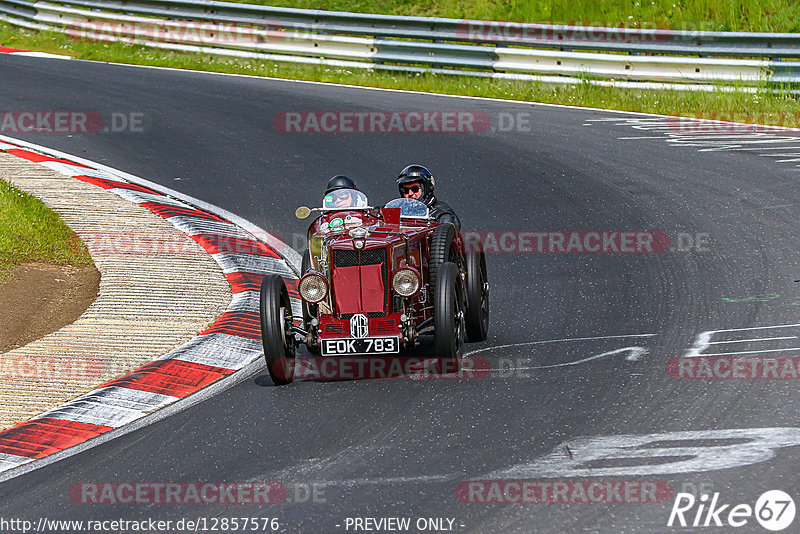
[1,54,800,533]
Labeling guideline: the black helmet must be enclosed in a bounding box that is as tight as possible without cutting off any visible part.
[396,164,435,204]
[325,175,358,194]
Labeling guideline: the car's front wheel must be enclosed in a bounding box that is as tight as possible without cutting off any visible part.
[260,274,296,385]
[434,261,465,374]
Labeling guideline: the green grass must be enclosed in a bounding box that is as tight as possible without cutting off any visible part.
[3,21,800,130]
[221,0,800,32]
[0,178,93,284]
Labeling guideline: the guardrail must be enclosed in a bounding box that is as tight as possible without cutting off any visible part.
[2,0,799,88]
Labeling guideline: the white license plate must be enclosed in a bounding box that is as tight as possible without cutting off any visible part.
[321,337,400,356]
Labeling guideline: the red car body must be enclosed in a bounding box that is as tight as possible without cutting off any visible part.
[304,204,464,356]
[259,190,487,385]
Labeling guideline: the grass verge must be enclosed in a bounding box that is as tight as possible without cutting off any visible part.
[0,177,93,284]
[2,22,800,129]
[211,0,800,33]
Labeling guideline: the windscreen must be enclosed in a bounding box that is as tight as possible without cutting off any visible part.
[384,198,430,218]
[322,189,368,209]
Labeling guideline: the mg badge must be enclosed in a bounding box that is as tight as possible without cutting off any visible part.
[350,314,369,338]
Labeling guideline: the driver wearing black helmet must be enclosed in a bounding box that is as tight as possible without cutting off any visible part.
[396,164,460,230]
[323,175,361,209]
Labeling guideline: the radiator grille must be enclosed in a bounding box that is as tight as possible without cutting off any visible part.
[323,322,345,335]
[372,318,400,334]
[332,247,389,317]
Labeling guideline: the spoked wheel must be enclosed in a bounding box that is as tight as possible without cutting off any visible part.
[465,246,489,342]
[434,261,465,374]
[260,274,296,385]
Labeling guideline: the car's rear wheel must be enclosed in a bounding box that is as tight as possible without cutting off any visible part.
[260,274,296,385]
[465,246,489,342]
[434,262,464,373]
[429,222,457,300]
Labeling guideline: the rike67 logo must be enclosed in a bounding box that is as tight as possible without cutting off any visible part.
[668,490,795,531]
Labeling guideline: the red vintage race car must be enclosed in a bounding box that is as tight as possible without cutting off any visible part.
[259,188,488,385]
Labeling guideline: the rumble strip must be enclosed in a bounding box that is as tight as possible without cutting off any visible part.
[0,45,71,59]
[0,137,299,477]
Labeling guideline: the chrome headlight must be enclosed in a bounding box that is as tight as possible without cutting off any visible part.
[392,267,421,297]
[299,272,329,303]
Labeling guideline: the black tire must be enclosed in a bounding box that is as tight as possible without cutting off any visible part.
[434,262,465,373]
[300,249,321,355]
[260,274,296,385]
[428,222,456,300]
[465,247,489,342]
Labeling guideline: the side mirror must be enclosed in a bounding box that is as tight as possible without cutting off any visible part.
[295,206,311,219]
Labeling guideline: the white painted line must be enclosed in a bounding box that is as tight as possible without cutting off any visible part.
[663,134,800,140]
[737,146,800,151]
[696,323,800,335]
[689,138,800,145]
[464,333,656,358]
[477,346,649,371]
[618,136,672,140]
[707,336,798,345]
[11,51,71,59]
[489,427,800,478]
[684,325,800,358]
[693,347,800,357]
